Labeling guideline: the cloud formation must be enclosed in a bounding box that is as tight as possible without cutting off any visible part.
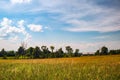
[10,0,32,4]
[0,0,120,51]
[18,0,120,33]
[0,0,119,33]
[0,17,31,42]
[28,24,43,32]
[59,0,120,32]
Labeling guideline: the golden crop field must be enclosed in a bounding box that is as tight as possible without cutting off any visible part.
[0,55,120,80]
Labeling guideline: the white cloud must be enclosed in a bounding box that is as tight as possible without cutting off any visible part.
[0,0,119,33]
[0,0,120,33]
[28,24,43,32]
[31,0,120,33]
[59,1,120,32]
[0,0,120,51]
[0,17,43,43]
[26,0,120,33]
[0,17,31,42]
[10,0,32,4]
[65,12,120,32]
[1,17,12,27]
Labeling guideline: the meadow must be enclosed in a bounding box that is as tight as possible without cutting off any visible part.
[0,55,120,80]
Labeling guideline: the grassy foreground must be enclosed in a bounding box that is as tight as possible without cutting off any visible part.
[0,55,120,80]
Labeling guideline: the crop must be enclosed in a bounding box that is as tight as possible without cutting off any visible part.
[0,55,120,80]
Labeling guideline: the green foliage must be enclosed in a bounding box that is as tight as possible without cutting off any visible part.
[66,46,73,57]
[101,46,108,55]
[7,50,15,57]
[26,47,34,58]
[109,49,120,55]
[50,46,54,53]
[95,50,100,55]
[1,48,7,59]
[55,48,64,58]
[95,46,120,55]
[74,49,80,57]
[33,46,41,58]
[17,46,25,58]
[0,45,120,59]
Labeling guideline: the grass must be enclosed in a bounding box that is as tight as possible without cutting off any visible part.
[0,55,120,80]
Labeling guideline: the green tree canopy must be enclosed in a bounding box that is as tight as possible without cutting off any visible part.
[33,46,41,58]
[50,46,55,53]
[101,46,108,55]
[1,48,7,59]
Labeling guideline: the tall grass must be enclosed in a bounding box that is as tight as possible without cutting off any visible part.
[0,55,120,80]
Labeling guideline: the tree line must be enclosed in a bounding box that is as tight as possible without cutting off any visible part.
[0,43,82,59]
[0,44,120,59]
[95,46,120,55]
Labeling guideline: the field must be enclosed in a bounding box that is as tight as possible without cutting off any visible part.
[0,55,120,80]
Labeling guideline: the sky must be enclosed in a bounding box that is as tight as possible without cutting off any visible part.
[0,0,120,52]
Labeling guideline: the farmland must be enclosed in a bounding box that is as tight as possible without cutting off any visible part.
[0,55,120,80]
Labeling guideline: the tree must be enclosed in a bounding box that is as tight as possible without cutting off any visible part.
[27,47,34,58]
[18,46,25,58]
[46,48,51,58]
[109,49,120,55]
[41,46,50,58]
[17,42,27,58]
[50,46,55,53]
[74,49,79,57]
[66,46,73,57]
[0,51,2,57]
[55,48,64,58]
[116,49,120,54]
[101,46,108,55]
[7,50,15,57]
[95,50,100,55]
[1,48,7,59]
[33,46,41,58]
[50,46,55,58]
[41,46,47,51]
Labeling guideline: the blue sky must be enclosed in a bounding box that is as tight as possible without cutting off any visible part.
[0,0,120,52]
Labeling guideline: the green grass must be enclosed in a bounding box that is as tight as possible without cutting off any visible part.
[0,55,120,80]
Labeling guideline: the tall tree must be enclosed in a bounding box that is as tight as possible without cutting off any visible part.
[1,48,7,59]
[95,50,100,55]
[0,51,2,57]
[41,46,47,51]
[74,49,79,57]
[41,46,48,58]
[50,46,55,53]
[101,46,108,55]
[33,46,41,58]
[109,49,120,55]
[18,46,25,58]
[27,47,34,58]
[7,50,15,57]
[66,46,73,57]
[17,42,27,58]
[49,46,55,58]
[56,48,64,58]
